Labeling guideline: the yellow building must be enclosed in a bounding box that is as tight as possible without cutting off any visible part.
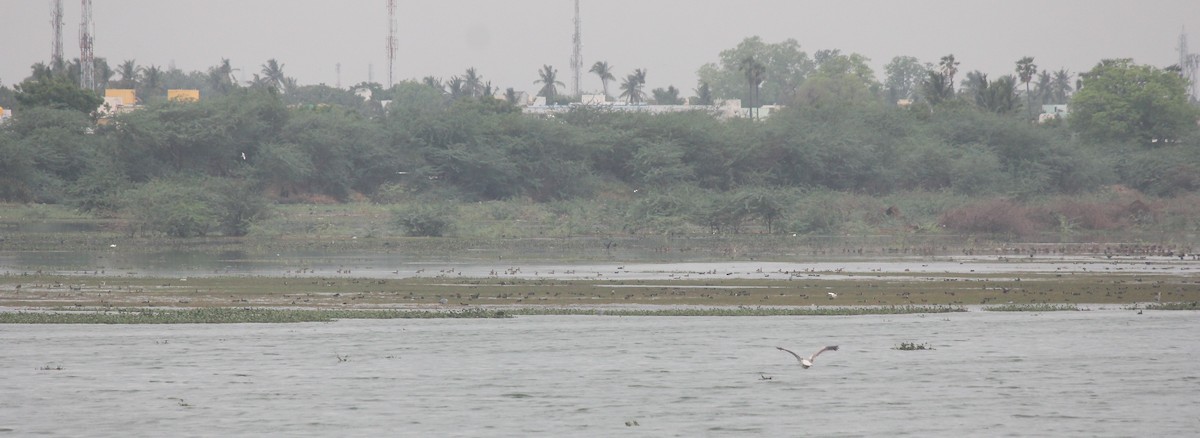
[168,89,200,102]
[104,88,138,106]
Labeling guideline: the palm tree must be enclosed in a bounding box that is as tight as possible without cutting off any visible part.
[1050,69,1073,104]
[939,54,960,93]
[421,76,443,91]
[966,71,1017,113]
[618,73,645,104]
[589,61,615,98]
[534,64,564,101]
[221,58,239,84]
[95,58,114,89]
[260,59,286,92]
[962,70,987,95]
[920,70,953,107]
[1015,56,1037,121]
[504,87,520,104]
[207,58,238,95]
[1034,70,1052,105]
[446,76,466,99]
[115,59,138,88]
[633,68,647,86]
[984,75,1018,114]
[739,56,767,120]
[281,77,299,94]
[463,67,483,98]
[139,65,164,101]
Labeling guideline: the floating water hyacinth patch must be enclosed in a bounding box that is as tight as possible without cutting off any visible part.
[894,342,935,351]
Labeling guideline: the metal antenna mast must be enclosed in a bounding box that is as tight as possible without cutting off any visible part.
[51,0,65,68]
[570,0,583,97]
[79,0,95,90]
[387,0,397,87]
[1179,27,1200,102]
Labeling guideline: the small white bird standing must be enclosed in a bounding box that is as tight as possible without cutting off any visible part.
[241,152,247,160]
[777,345,839,368]
[827,292,838,299]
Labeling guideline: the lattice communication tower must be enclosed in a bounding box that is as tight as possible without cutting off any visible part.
[387,0,398,87]
[570,0,583,97]
[1179,27,1200,102]
[79,0,95,90]
[51,0,65,67]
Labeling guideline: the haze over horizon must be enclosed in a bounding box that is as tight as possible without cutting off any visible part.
[3,0,1198,96]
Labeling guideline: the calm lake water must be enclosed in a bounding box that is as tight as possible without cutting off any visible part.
[2,310,1198,437]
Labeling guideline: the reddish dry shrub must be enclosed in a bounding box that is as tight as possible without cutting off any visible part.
[938,199,1038,236]
[1033,199,1125,230]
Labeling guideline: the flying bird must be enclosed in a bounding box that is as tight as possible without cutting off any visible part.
[777,345,839,368]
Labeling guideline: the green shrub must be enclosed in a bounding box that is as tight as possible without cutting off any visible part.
[122,179,216,237]
[391,204,454,237]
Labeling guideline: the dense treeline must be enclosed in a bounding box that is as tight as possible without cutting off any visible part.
[2,40,1198,238]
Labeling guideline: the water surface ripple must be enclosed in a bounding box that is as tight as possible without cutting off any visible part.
[2,310,1197,436]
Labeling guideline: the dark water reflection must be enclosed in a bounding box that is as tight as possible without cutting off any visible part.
[2,310,1197,436]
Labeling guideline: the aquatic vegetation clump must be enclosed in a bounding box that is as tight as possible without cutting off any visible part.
[0,307,513,324]
[982,303,1079,312]
[894,342,935,351]
[503,305,967,317]
[1143,302,1199,310]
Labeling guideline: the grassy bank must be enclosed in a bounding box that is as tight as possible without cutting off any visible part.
[2,269,1196,313]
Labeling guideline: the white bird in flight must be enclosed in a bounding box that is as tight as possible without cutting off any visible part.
[777,345,839,368]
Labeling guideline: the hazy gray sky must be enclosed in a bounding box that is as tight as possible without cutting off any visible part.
[4,0,1198,94]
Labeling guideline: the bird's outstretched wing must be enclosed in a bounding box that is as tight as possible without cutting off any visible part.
[776,346,803,363]
[809,345,839,361]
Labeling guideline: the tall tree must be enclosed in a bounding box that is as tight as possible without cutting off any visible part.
[1033,70,1052,105]
[920,70,954,107]
[260,59,287,92]
[421,76,443,91]
[114,59,138,89]
[1050,69,1073,104]
[1071,59,1198,145]
[739,56,766,119]
[796,49,880,108]
[693,82,713,105]
[965,72,1018,113]
[696,37,814,105]
[446,76,466,99]
[534,64,564,100]
[463,67,484,98]
[206,58,238,95]
[30,63,56,81]
[589,61,615,98]
[939,54,960,93]
[651,86,683,105]
[883,56,929,103]
[633,68,647,86]
[619,73,645,104]
[94,58,114,90]
[139,65,164,100]
[1015,56,1038,121]
[13,75,103,113]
